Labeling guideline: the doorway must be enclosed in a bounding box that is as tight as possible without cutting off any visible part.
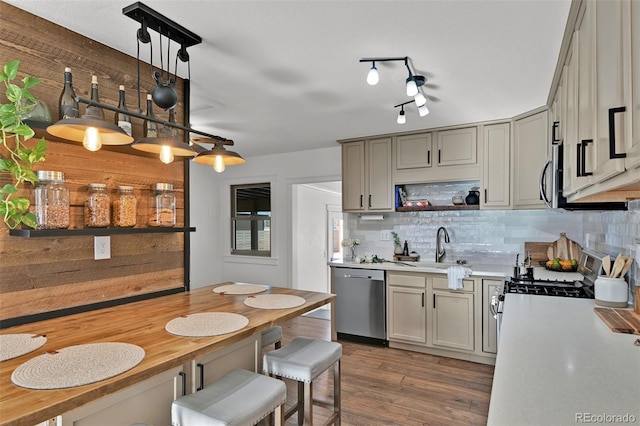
[291,182,342,307]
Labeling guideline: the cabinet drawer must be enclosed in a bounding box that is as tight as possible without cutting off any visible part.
[387,272,426,288]
[432,276,474,292]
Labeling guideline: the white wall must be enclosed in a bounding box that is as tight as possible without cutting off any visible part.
[293,184,341,293]
[189,146,341,289]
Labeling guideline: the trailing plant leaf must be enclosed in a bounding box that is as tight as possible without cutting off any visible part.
[1,60,47,229]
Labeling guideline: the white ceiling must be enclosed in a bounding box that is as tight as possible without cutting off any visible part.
[6,0,571,158]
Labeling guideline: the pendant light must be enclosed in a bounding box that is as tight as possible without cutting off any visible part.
[414,91,427,107]
[47,76,134,148]
[132,124,195,164]
[192,138,246,173]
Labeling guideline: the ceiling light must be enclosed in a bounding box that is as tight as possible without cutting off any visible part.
[367,62,379,85]
[360,56,430,116]
[192,139,246,173]
[131,124,196,163]
[50,3,244,167]
[418,103,430,117]
[397,106,406,124]
[47,76,134,148]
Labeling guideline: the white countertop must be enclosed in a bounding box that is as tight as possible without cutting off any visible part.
[329,259,511,278]
[488,295,640,425]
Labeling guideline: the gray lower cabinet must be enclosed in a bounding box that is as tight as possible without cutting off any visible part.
[387,270,498,364]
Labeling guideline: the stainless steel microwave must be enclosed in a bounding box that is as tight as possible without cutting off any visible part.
[539,142,627,211]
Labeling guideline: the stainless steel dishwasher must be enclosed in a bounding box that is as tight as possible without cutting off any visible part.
[332,267,387,346]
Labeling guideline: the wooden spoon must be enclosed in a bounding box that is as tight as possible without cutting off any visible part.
[610,254,625,278]
[602,255,611,277]
[619,256,633,278]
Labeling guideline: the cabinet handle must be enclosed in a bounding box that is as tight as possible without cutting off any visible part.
[608,106,627,159]
[427,150,431,164]
[179,371,187,396]
[368,194,372,208]
[581,139,593,176]
[433,294,436,309]
[552,121,560,143]
[422,293,424,307]
[360,194,363,208]
[196,363,204,391]
[438,149,441,164]
[484,188,487,203]
[576,142,582,177]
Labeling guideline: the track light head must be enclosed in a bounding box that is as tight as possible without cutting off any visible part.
[418,103,430,117]
[414,91,427,107]
[367,62,379,85]
[397,106,406,124]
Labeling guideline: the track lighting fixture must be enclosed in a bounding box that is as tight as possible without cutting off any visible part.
[360,55,430,122]
[395,99,429,123]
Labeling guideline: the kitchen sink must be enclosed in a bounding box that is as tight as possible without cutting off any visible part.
[411,261,471,270]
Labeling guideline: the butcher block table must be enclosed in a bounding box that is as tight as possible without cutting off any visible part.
[0,283,335,426]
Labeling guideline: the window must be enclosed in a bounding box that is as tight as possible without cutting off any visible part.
[231,183,271,256]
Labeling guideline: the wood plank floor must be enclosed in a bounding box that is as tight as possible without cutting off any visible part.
[277,316,495,426]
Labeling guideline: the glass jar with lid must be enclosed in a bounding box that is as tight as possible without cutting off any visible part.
[112,185,137,228]
[84,183,110,227]
[148,183,176,227]
[34,170,70,229]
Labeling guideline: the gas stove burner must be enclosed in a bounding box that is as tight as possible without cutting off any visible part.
[505,280,594,299]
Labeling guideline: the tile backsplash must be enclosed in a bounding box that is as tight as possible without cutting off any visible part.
[347,199,639,301]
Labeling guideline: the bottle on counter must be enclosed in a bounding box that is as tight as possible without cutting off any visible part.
[112,185,137,228]
[34,170,70,230]
[84,183,111,228]
[143,94,158,138]
[403,240,409,256]
[148,183,176,227]
[58,67,78,120]
[114,85,132,136]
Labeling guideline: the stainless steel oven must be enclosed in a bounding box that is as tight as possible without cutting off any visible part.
[493,248,606,347]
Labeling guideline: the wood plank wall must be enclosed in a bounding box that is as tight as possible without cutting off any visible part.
[0,4,191,325]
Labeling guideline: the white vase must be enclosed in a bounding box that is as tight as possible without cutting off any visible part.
[394,245,403,255]
[350,246,358,260]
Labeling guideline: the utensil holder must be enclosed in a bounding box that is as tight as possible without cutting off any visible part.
[594,277,628,308]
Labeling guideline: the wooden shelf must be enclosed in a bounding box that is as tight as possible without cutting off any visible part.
[396,205,479,212]
[9,227,196,238]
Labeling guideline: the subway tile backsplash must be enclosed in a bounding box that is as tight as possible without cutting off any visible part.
[347,199,639,300]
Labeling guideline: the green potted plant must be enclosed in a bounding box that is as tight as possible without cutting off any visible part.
[0,60,47,229]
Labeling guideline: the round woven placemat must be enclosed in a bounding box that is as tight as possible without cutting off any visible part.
[213,283,268,295]
[0,334,47,362]
[11,342,145,390]
[243,294,306,310]
[165,312,249,337]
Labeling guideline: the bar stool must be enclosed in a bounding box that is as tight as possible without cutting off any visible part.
[261,326,283,350]
[171,368,286,426]
[263,337,342,426]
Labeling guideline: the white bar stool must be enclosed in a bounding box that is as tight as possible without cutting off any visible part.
[171,368,286,426]
[261,326,283,349]
[263,337,342,426]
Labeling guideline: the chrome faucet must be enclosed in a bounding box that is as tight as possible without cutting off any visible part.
[435,226,450,263]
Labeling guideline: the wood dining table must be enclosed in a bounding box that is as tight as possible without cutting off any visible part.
[0,283,335,426]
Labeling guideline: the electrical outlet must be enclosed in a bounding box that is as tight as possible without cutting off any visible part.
[94,236,111,260]
[380,230,391,241]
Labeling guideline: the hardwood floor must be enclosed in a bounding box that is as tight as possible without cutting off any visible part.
[277,316,495,426]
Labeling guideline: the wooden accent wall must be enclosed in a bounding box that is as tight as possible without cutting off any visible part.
[0,4,190,325]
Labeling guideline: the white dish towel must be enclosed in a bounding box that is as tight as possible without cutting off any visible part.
[447,266,472,289]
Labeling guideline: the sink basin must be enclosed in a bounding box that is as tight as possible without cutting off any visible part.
[411,262,471,270]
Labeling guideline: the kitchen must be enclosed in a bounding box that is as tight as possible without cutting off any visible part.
[1,0,640,425]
